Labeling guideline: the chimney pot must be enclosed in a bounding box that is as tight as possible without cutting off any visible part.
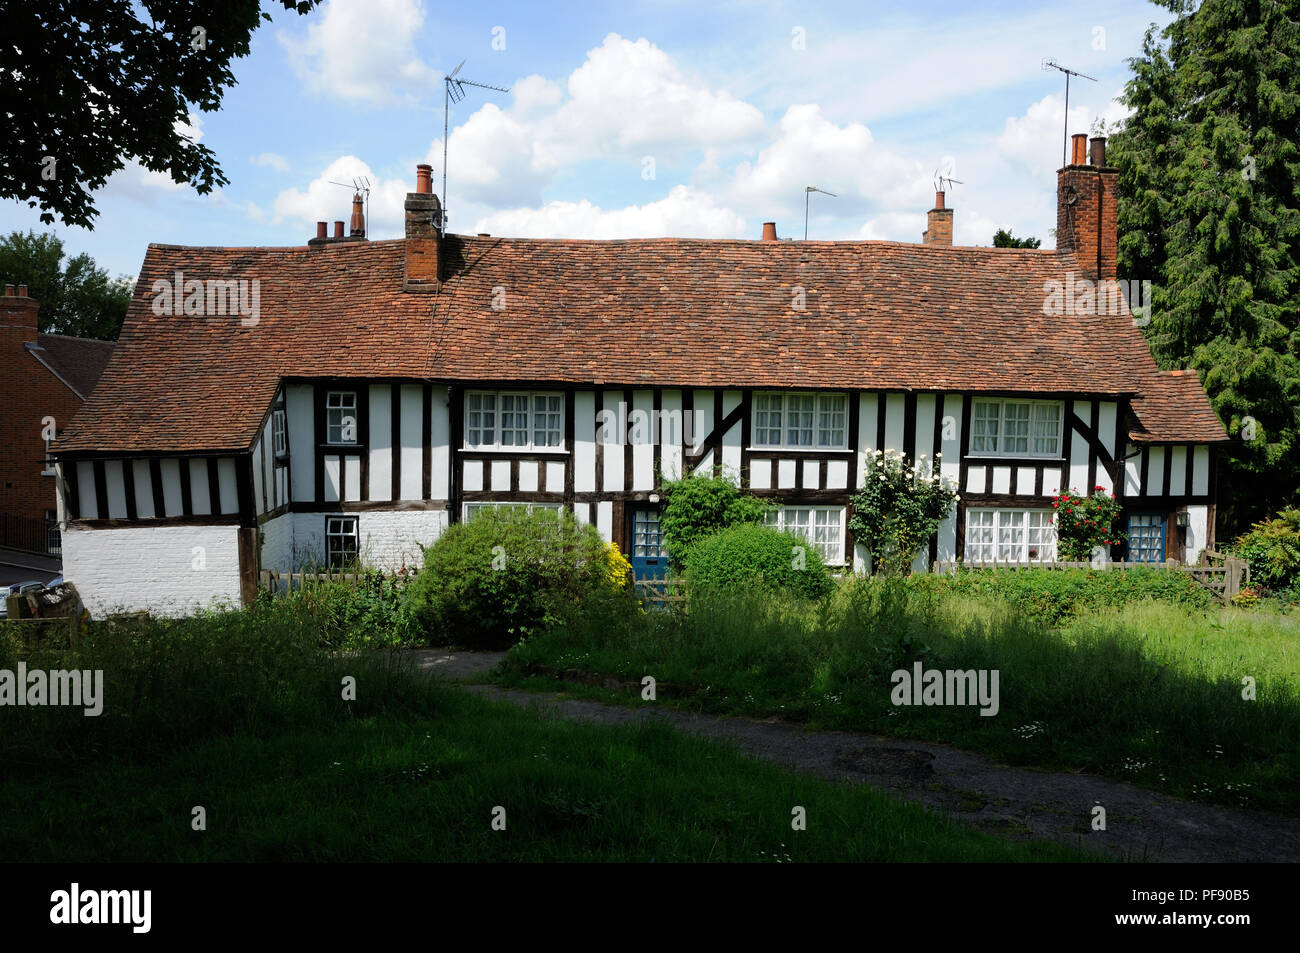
[1070,133,1088,166]
[416,164,433,195]
[1089,135,1107,167]
[934,191,945,210]
[333,221,344,239]
[316,221,327,239]
[17,284,27,297]
[350,193,366,238]
[761,222,778,241]
[4,284,12,296]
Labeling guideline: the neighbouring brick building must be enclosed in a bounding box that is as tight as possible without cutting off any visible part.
[51,132,1228,617]
[1,283,114,577]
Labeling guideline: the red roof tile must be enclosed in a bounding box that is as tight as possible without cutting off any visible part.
[1129,369,1228,443]
[54,235,1220,452]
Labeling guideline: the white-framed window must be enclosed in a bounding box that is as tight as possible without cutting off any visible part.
[325,515,359,567]
[464,502,564,521]
[326,392,358,445]
[753,392,848,449]
[272,408,287,457]
[964,508,1056,563]
[465,391,564,450]
[764,506,845,564]
[970,399,1063,457]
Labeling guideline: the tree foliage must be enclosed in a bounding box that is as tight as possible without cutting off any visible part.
[1108,0,1300,534]
[992,228,1042,248]
[659,474,773,569]
[1,0,322,229]
[0,230,133,339]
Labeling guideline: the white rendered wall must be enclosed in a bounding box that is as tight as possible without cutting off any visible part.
[62,524,242,618]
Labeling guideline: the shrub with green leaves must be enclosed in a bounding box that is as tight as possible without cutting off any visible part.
[659,474,773,569]
[848,450,957,575]
[1052,487,1125,561]
[1233,509,1300,592]
[682,523,834,600]
[406,506,620,648]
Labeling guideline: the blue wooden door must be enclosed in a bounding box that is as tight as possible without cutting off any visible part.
[630,507,668,580]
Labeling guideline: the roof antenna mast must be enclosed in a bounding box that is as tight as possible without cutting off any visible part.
[1041,58,1097,167]
[804,186,837,240]
[443,60,510,231]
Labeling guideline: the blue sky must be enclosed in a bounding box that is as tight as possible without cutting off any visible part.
[1,0,1173,281]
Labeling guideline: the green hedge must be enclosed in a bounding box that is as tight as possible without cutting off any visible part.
[908,566,1214,625]
[683,524,835,600]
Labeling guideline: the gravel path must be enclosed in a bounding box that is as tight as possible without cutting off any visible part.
[405,649,1300,863]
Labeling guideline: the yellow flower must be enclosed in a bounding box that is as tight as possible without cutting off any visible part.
[604,542,632,589]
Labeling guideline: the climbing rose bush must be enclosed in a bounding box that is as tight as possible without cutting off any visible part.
[1052,487,1125,561]
[848,449,958,576]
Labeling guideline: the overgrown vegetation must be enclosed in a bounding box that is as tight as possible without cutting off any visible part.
[501,572,1300,814]
[0,603,1085,862]
[1051,488,1126,561]
[1232,508,1300,596]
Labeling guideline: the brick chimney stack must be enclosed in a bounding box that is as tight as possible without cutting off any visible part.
[404,163,443,291]
[1057,131,1118,280]
[922,191,953,245]
[1,282,40,347]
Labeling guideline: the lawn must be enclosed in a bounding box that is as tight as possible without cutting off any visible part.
[495,574,1300,815]
[0,607,1089,862]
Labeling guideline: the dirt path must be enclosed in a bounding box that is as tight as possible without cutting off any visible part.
[405,650,1300,863]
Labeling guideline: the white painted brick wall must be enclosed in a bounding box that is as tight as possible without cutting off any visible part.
[62,524,242,618]
[257,510,448,572]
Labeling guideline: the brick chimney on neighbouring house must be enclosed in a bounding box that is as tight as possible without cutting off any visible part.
[404,163,443,291]
[921,191,953,245]
[1057,132,1118,280]
[1,283,40,348]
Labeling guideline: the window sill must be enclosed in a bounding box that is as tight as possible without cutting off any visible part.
[460,447,569,455]
[747,447,852,454]
[964,456,1066,464]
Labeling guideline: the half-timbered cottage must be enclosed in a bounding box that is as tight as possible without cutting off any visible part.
[50,133,1227,617]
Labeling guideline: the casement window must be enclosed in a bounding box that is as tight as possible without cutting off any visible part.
[1127,513,1166,563]
[753,393,848,449]
[325,392,358,445]
[764,506,845,564]
[325,515,359,568]
[272,408,287,457]
[464,502,563,521]
[466,392,564,450]
[965,509,1056,563]
[970,399,1063,457]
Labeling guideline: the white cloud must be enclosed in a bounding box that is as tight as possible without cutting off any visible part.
[250,152,291,173]
[278,0,437,106]
[472,185,746,239]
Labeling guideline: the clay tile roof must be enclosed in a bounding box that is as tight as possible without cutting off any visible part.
[54,235,1216,453]
[30,334,115,399]
[1129,369,1229,443]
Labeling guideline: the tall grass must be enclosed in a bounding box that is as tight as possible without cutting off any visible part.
[502,579,1300,814]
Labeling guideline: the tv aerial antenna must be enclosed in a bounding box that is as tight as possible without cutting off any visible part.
[328,175,371,233]
[442,59,510,230]
[1041,58,1097,167]
[804,185,837,240]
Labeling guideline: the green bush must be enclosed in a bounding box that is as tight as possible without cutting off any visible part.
[406,506,619,648]
[1233,508,1300,592]
[267,568,424,648]
[908,566,1213,626]
[682,524,835,600]
[659,474,772,569]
